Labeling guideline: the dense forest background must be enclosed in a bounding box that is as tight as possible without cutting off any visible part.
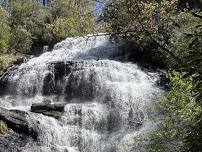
[0,0,202,152]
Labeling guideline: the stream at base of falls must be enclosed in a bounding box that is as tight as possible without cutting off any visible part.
[0,34,163,152]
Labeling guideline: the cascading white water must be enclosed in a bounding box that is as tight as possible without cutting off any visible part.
[0,34,163,152]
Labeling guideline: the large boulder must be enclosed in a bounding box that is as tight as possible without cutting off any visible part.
[0,107,37,139]
[31,103,66,119]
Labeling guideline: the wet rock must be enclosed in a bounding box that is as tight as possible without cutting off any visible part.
[42,72,55,95]
[107,110,121,132]
[0,55,34,95]
[0,66,17,95]
[128,109,144,129]
[65,72,96,101]
[31,103,66,119]
[41,61,74,96]
[0,130,33,152]
[157,72,170,89]
[0,107,37,139]
[49,61,74,80]
[0,55,33,81]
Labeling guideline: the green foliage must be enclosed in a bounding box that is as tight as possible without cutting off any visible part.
[48,0,72,20]
[8,0,40,53]
[100,0,197,68]
[10,0,39,28]
[46,0,96,41]
[0,54,18,71]
[173,12,202,151]
[0,120,8,134]
[9,26,32,53]
[148,73,202,152]
[182,12,202,103]
[101,0,179,40]
[170,10,202,100]
[0,7,10,53]
[8,0,96,51]
[50,18,80,40]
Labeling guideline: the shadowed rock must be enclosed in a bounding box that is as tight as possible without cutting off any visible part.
[31,103,66,119]
[0,130,34,152]
[0,107,37,139]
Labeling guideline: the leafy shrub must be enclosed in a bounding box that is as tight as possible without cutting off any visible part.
[100,0,194,68]
[48,0,72,20]
[0,54,18,71]
[147,73,202,152]
[8,0,97,52]
[46,0,96,41]
[9,0,39,27]
[9,26,32,54]
[0,7,10,53]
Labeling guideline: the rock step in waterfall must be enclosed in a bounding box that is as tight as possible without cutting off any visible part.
[0,34,163,152]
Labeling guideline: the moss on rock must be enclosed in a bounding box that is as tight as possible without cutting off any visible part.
[0,120,8,134]
[0,54,19,71]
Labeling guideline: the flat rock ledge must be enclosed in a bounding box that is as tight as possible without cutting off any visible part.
[31,103,66,119]
[0,107,37,139]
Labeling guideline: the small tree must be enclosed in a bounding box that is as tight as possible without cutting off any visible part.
[9,26,32,54]
[148,73,201,152]
[0,7,10,53]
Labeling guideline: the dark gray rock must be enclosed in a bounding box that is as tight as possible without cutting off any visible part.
[0,107,37,139]
[0,130,33,152]
[107,110,122,132]
[42,72,55,95]
[0,55,34,95]
[41,61,74,96]
[128,109,144,129]
[48,61,74,80]
[0,66,17,95]
[31,103,66,119]
[157,72,170,89]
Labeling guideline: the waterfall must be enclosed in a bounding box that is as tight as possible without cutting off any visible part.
[0,34,163,152]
